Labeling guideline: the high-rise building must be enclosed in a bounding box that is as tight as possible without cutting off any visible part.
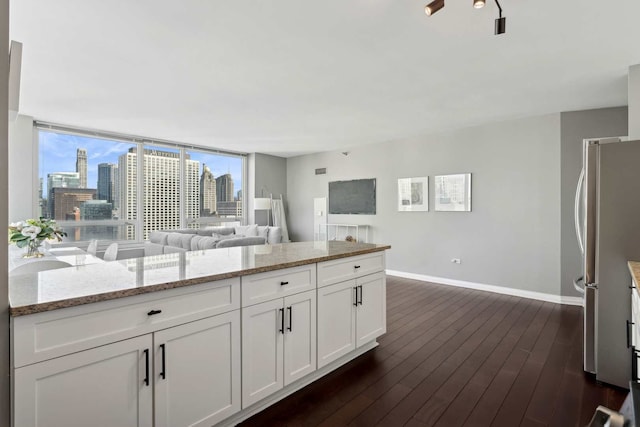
[119,148,199,239]
[80,200,113,220]
[50,188,96,221]
[80,200,117,241]
[97,163,118,211]
[217,201,243,217]
[47,172,80,217]
[215,173,234,203]
[76,148,88,188]
[38,177,47,218]
[200,164,217,216]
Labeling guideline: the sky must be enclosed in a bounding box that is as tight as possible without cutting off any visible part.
[38,131,244,197]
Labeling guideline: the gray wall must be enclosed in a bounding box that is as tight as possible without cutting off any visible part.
[2,0,11,423]
[560,107,628,297]
[252,153,287,226]
[630,65,640,139]
[287,114,563,295]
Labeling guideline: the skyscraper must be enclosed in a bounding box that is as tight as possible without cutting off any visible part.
[47,172,80,217]
[119,148,199,239]
[215,173,234,203]
[97,163,118,208]
[76,148,88,188]
[200,164,217,216]
[50,188,96,220]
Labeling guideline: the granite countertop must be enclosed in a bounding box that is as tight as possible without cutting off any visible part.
[629,261,640,286]
[9,241,391,316]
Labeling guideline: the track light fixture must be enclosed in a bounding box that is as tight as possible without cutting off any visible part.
[494,0,506,34]
[424,0,444,16]
[425,0,507,35]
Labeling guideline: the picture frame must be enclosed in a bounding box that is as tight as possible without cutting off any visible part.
[397,177,428,211]
[434,173,472,211]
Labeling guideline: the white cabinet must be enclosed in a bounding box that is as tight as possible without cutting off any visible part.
[631,275,640,383]
[154,310,241,427]
[317,252,385,288]
[12,279,242,427]
[12,250,388,426]
[356,272,387,347]
[242,289,317,408]
[14,335,153,427]
[318,272,386,369]
[14,311,242,427]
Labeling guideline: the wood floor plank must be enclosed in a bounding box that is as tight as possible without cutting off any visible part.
[239,277,629,427]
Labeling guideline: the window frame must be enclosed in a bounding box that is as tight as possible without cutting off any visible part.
[34,121,247,243]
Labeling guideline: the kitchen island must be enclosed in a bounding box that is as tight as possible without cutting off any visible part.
[10,241,390,427]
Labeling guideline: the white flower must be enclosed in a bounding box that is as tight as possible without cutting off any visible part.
[10,221,25,230]
[22,225,42,240]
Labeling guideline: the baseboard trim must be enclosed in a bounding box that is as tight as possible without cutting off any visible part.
[386,269,583,306]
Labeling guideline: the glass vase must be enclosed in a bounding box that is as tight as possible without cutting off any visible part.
[24,239,44,258]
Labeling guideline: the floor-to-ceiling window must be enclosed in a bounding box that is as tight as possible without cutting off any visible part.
[36,123,246,242]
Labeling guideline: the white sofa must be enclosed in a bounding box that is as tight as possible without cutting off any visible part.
[144,225,282,256]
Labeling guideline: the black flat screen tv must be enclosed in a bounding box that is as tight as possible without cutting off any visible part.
[329,179,376,215]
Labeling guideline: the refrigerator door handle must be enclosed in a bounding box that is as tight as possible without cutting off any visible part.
[573,275,585,294]
[574,167,585,255]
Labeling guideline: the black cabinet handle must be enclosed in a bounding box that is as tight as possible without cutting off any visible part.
[280,281,289,286]
[631,285,637,289]
[147,309,162,316]
[287,306,292,332]
[628,320,635,349]
[354,265,361,269]
[353,287,358,306]
[358,285,363,305]
[143,349,150,386]
[633,350,639,382]
[279,308,285,334]
[159,344,166,379]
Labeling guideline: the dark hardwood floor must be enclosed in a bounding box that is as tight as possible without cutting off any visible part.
[239,276,627,427]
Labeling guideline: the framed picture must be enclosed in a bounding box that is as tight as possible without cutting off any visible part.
[398,177,428,211]
[434,173,472,211]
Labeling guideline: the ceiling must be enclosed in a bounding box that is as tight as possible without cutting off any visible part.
[10,0,640,157]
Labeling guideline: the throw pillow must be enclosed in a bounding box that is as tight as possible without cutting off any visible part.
[257,226,269,240]
[235,224,258,237]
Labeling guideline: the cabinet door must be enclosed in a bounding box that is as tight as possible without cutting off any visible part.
[242,299,284,408]
[284,290,317,386]
[154,310,241,427]
[14,335,153,427]
[632,283,640,348]
[356,272,387,347]
[317,280,357,369]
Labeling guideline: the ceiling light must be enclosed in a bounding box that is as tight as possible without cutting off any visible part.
[426,0,507,35]
[495,16,506,34]
[425,0,444,16]
[494,0,506,35]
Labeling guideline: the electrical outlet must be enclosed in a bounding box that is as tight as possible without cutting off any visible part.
[451,258,461,264]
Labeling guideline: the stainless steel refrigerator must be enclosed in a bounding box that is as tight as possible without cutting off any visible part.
[574,137,640,388]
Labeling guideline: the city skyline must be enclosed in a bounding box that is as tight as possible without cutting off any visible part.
[38,131,243,198]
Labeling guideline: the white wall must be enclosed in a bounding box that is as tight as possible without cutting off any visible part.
[630,64,640,139]
[8,114,35,222]
[1,0,12,422]
[287,114,562,296]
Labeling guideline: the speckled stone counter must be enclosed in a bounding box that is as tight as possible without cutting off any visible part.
[9,241,391,316]
[630,261,640,285]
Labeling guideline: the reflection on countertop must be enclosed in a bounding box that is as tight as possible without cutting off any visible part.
[629,261,640,285]
[9,241,391,316]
